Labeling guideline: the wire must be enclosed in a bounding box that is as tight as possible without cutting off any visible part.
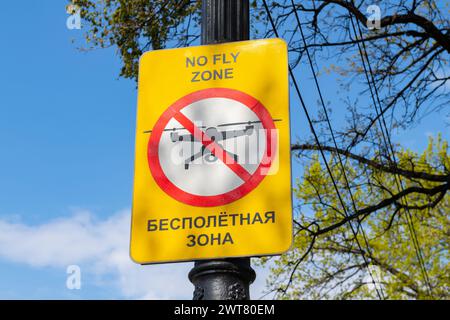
[262,0,384,299]
[346,0,433,296]
[288,0,385,299]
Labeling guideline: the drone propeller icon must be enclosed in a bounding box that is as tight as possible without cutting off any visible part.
[144,119,281,170]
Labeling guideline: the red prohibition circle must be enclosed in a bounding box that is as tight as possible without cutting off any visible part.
[148,88,277,207]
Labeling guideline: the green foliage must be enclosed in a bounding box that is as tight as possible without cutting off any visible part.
[261,136,449,299]
[71,0,201,79]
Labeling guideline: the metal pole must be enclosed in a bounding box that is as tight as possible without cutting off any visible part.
[200,0,250,45]
[188,0,255,300]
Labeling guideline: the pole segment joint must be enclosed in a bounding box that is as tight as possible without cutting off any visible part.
[189,259,256,300]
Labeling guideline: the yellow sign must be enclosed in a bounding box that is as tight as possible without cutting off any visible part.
[130,38,292,264]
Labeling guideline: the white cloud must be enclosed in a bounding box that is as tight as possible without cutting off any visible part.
[0,209,272,299]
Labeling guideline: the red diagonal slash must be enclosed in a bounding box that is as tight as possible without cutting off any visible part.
[173,111,252,182]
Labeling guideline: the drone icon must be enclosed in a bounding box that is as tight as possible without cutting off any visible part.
[144,119,281,170]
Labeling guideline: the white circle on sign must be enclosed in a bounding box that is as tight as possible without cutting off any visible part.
[147,88,277,207]
[158,97,266,196]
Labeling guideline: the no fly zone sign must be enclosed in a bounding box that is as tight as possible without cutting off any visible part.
[130,39,292,264]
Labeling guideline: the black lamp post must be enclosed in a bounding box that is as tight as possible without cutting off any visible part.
[188,0,256,300]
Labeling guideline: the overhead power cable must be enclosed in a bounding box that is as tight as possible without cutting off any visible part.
[262,0,384,299]
[346,0,433,296]
[289,0,385,299]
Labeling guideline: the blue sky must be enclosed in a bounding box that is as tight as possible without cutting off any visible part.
[0,2,447,299]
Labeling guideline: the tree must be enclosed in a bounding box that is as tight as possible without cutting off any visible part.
[261,136,449,299]
[71,0,201,79]
[257,0,450,299]
[261,0,449,149]
[71,0,449,298]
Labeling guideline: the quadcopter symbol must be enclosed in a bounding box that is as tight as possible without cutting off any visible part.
[144,119,281,170]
